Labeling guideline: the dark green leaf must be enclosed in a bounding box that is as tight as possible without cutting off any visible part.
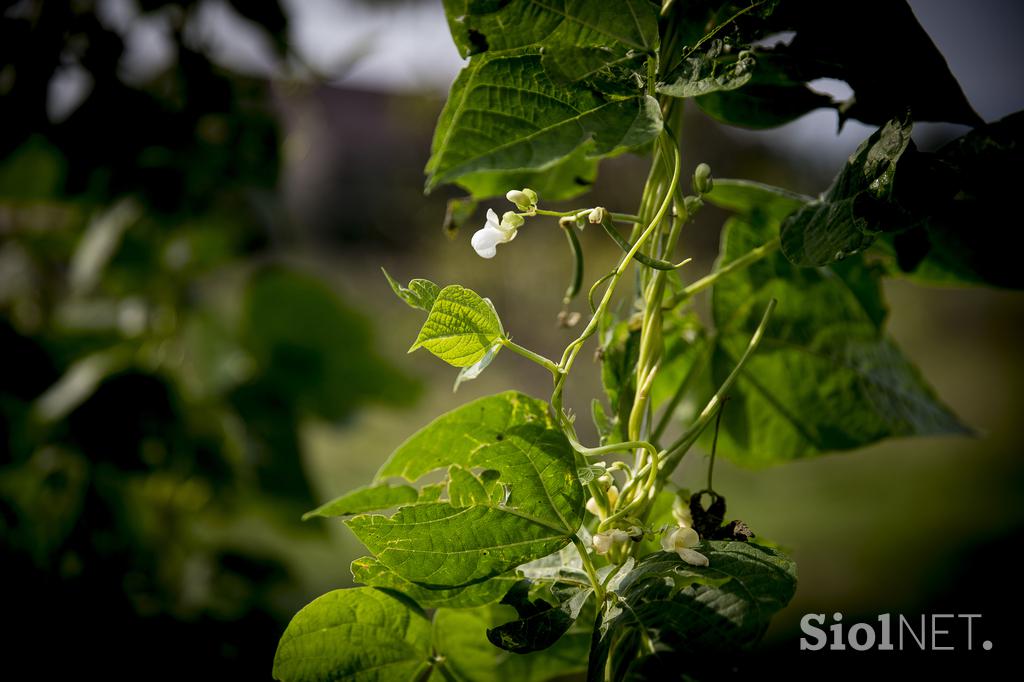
[432,605,591,682]
[272,587,432,682]
[487,580,593,653]
[302,482,419,521]
[589,542,796,679]
[351,556,518,609]
[441,0,659,59]
[881,111,1024,289]
[769,0,981,127]
[780,113,914,267]
[657,40,754,98]
[696,82,834,129]
[424,49,661,192]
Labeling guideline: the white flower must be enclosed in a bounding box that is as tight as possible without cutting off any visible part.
[471,209,521,258]
[592,528,630,555]
[585,485,619,516]
[660,526,708,567]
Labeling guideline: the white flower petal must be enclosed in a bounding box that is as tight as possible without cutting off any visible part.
[676,548,709,567]
[661,526,700,553]
[471,225,505,258]
[485,208,501,229]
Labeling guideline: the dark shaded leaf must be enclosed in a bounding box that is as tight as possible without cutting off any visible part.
[589,542,796,679]
[780,112,914,267]
[487,580,593,653]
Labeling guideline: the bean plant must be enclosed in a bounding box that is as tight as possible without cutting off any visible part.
[273,1,1020,679]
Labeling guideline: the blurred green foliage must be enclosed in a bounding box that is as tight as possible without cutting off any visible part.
[1,1,417,678]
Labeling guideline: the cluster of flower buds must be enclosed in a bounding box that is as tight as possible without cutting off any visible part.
[584,469,618,517]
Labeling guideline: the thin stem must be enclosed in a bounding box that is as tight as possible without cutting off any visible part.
[680,238,779,300]
[578,440,660,462]
[659,298,777,481]
[708,396,729,491]
[533,208,640,223]
[501,338,561,376]
[571,534,605,602]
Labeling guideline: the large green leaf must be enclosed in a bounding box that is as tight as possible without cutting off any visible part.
[351,556,518,609]
[410,284,504,368]
[589,542,796,679]
[302,482,419,521]
[272,587,433,682]
[705,214,967,463]
[454,145,598,201]
[346,392,584,588]
[441,0,659,59]
[424,48,661,192]
[780,113,914,267]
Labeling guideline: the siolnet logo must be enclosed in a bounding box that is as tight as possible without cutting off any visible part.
[800,613,993,652]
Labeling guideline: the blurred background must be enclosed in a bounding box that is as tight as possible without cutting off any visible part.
[1,0,1022,678]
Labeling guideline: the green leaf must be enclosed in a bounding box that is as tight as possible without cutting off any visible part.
[382,269,440,312]
[705,214,967,464]
[302,482,419,521]
[657,40,754,98]
[424,49,662,192]
[410,285,504,368]
[487,580,593,653]
[590,542,795,678]
[704,179,812,224]
[432,605,591,682]
[351,556,518,609]
[455,145,598,202]
[780,113,914,267]
[272,587,432,682]
[347,392,584,588]
[441,0,659,59]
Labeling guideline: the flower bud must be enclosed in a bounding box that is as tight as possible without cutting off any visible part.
[693,163,713,194]
[585,484,619,516]
[683,195,704,216]
[505,188,538,212]
[592,528,630,555]
[588,206,607,224]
